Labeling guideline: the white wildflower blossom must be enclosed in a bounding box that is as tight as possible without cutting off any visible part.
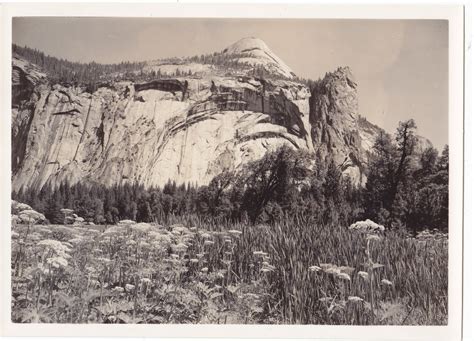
[348,296,364,303]
[358,271,369,280]
[46,256,68,268]
[37,239,71,258]
[336,273,351,281]
[349,219,385,233]
[140,278,152,285]
[133,222,151,233]
[381,279,393,286]
[367,234,382,242]
[200,232,212,239]
[309,265,322,272]
[172,243,188,252]
[118,220,136,225]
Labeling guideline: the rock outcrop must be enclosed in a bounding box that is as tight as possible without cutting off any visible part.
[222,37,296,79]
[11,38,383,191]
[310,67,381,185]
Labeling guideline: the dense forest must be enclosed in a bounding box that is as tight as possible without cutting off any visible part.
[13,44,146,84]
[12,119,448,233]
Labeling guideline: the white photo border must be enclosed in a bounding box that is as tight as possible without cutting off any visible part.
[0,3,465,340]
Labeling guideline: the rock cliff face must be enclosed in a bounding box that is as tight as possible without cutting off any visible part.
[309,67,381,185]
[11,38,382,191]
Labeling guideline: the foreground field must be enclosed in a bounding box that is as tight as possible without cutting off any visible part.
[11,220,448,324]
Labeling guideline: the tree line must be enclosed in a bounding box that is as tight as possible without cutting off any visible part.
[12,119,448,233]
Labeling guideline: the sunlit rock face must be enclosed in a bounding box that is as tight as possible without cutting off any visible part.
[12,38,387,191]
[309,67,382,185]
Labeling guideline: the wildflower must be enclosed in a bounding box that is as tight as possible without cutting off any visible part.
[11,231,19,239]
[170,254,179,259]
[309,265,322,272]
[338,266,355,275]
[358,271,369,280]
[29,232,42,241]
[196,253,205,258]
[189,226,198,232]
[348,219,385,233]
[253,251,267,256]
[321,264,341,276]
[201,267,209,273]
[190,258,199,263]
[11,215,20,225]
[319,297,333,303]
[228,229,242,236]
[200,232,212,239]
[118,219,136,225]
[366,261,384,270]
[367,234,382,242]
[46,256,68,268]
[204,240,215,246]
[133,222,152,233]
[224,239,232,244]
[140,278,152,285]
[172,226,190,235]
[348,296,364,303]
[381,279,393,286]
[68,237,84,244]
[112,286,124,293]
[107,315,117,323]
[173,243,188,252]
[125,284,135,292]
[18,209,46,224]
[336,273,351,281]
[38,239,71,258]
[86,229,100,235]
[149,232,172,245]
[104,225,126,235]
[139,241,150,248]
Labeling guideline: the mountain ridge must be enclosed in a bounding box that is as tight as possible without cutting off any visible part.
[12,38,405,191]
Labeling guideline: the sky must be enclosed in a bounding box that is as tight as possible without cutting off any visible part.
[13,18,448,150]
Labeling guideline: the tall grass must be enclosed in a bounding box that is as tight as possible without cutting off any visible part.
[11,217,447,324]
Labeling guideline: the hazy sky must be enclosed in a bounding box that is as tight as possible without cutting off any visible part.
[13,18,448,150]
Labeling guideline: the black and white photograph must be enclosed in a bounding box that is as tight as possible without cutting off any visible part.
[1,3,467,338]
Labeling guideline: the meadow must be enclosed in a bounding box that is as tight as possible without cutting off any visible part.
[11,218,448,325]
